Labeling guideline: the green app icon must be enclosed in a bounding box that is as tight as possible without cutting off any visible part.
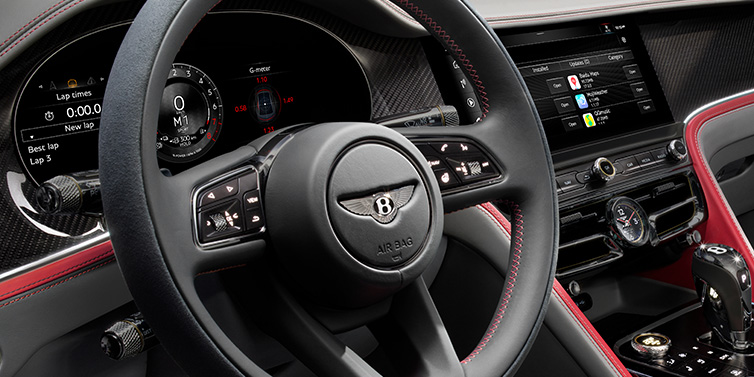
[583,113,596,128]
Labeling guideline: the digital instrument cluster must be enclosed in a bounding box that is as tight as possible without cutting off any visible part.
[14,13,371,184]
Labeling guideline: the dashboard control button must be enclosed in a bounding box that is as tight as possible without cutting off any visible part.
[554,96,576,114]
[651,148,668,161]
[425,155,443,169]
[616,156,640,173]
[721,367,746,376]
[433,168,459,189]
[556,173,580,191]
[637,99,656,114]
[561,116,583,132]
[623,64,642,79]
[575,170,597,184]
[199,179,239,207]
[636,152,654,166]
[429,142,479,155]
[445,156,497,182]
[592,157,616,182]
[199,200,243,242]
[245,208,265,232]
[630,82,650,97]
[238,172,258,192]
[546,77,568,95]
[667,139,688,161]
[243,190,261,211]
[631,333,671,359]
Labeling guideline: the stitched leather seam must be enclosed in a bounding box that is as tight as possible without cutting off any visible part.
[475,204,511,241]
[196,264,247,277]
[554,290,623,376]
[0,0,70,48]
[393,0,490,118]
[461,200,522,363]
[379,0,419,24]
[0,0,85,58]
[0,259,114,310]
[0,249,113,298]
[480,202,512,236]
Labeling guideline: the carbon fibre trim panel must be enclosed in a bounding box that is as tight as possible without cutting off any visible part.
[640,4,754,121]
[215,0,444,119]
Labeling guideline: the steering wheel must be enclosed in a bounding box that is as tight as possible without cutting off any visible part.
[99,0,558,376]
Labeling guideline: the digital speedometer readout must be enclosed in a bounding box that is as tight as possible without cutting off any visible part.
[156,64,223,163]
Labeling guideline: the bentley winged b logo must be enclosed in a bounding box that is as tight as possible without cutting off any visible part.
[339,185,415,224]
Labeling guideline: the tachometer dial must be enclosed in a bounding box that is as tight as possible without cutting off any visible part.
[156,63,223,163]
[606,196,651,248]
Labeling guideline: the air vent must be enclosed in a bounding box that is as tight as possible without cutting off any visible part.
[556,172,704,277]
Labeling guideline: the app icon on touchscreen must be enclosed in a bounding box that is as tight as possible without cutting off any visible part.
[567,75,581,90]
[583,113,596,128]
[575,94,588,109]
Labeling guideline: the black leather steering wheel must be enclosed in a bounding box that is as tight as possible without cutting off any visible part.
[99,0,558,376]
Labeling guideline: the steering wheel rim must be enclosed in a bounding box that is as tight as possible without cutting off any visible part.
[99,0,559,376]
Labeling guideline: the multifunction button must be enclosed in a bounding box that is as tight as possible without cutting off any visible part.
[195,169,264,244]
[414,140,500,191]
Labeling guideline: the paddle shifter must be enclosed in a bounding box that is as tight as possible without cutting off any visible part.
[692,244,752,351]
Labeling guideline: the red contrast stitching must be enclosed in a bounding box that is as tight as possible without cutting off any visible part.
[478,202,512,238]
[196,264,247,277]
[461,201,522,364]
[0,0,69,47]
[0,249,113,299]
[0,259,114,310]
[393,0,490,118]
[0,0,85,58]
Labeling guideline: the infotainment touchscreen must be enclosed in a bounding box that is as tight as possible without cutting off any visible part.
[498,21,674,151]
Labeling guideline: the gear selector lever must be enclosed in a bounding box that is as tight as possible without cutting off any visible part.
[692,244,752,351]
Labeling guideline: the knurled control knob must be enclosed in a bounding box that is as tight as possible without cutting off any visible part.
[631,333,671,359]
[667,139,688,161]
[592,157,616,182]
[34,170,101,215]
[101,313,158,360]
[209,213,228,232]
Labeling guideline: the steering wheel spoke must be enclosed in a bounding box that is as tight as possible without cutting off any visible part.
[147,145,266,277]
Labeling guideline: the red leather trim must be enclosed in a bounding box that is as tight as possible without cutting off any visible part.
[553,279,632,377]
[0,240,114,301]
[685,93,754,275]
[477,202,512,238]
[462,201,521,364]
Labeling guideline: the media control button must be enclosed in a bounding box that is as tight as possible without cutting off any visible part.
[651,148,668,161]
[243,190,261,211]
[623,64,642,79]
[592,157,616,182]
[554,96,576,114]
[199,178,239,207]
[446,156,497,182]
[245,208,265,232]
[429,142,479,155]
[630,82,650,98]
[556,173,580,192]
[637,99,656,114]
[546,77,568,95]
[616,156,640,173]
[433,168,459,189]
[199,200,243,242]
[636,152,654,166]
[576,170,597,184]
[561,116,583,132]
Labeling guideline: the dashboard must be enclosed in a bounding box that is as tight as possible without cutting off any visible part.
[2,1,754,377]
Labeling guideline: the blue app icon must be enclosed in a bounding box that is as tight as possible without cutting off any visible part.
[575,94,588,109]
